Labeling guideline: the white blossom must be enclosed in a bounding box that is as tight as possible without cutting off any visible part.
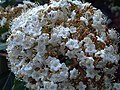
[48,58,62,71]
[66,39,79,50]
[113,83,120,90]
[58,26,70,38]
[84,43,97,55]
[86,68,96,78]
[69,26,77,33]
[70,68,78,79]
[49,33,61,44]
[92,10,104,25]
[80,16,88,25]
[96,36,106,44]
[43,81,57,90]
[71,10,76,20]
[108,29,119,40]
[66,50,76,59]
[85,57,94,69]
[77,81,86,90]
[77,51,86,61]
[24,63,33,71]
[0,17,7,26]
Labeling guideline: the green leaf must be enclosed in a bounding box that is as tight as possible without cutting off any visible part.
[0,26,8,35]
[65,59,73,66]
[2,72,15,90]
[12,79,26,90]
[0,43,7,50]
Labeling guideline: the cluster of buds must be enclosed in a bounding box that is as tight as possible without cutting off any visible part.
[0,1,35,27]
[7,0,120,90]
[0,1,36,43]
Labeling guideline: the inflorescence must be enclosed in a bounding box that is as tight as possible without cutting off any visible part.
[7,0,120,90]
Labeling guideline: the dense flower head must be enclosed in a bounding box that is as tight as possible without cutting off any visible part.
[7,0,120,90]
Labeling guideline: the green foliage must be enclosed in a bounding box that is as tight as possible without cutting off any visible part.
[0,0,16,7]
[12,79,26,90]
[2,72,15,90]
[0,26,8,35]
[0,43,7,50]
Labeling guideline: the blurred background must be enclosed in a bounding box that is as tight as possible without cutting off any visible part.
[0,0,120,90]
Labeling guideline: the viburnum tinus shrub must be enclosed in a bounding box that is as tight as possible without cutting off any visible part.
[7,0,120,90]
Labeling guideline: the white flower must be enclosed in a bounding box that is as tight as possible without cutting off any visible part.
[50,66,68,82]
[23,36,35,49]
[50,73,67,82]
[92,10,103,26]
[77,51,86,62]
[12,30,25,45]
[59,0,69,8]
[66,50,76,59]
[105,53,119,64]
[96,36,105,44]
[24,63,33,71]
[100,32,107,41]
[113,83,120,90]
[77,81,86,90]
[82,2,91,9]
[95,61,106,68]
[43,81,57,90]
[49,33,61,44]
[85,57,94,69]
[80,16,88,25]
[0,17,7,26]
[58,26,70,38]
[83,37,92,44]
[59,42,66,55]
[99,46,120,64]
[86,68,96,78]
[23,1,35,5]
[48,58,62,71]
[38,33,49,44]
[70,68,78,79]
[33,53,44,67]
[84,43,97,55]
[66,39,79,50]
[69,26,77,33]
[50,0,60,8]
[31,71,40,81]
[37,44,47,56]
[108,29,119,40]
[58,81,75,90]
[25,24,42,37]
[71,0,83,7]
[105,45,115,52]
[104,66,117,75]
[60,63,68,72]
[104,76,112,90]
[95,50,105,57]
[71,10,76,20]
[47,10,58,20]
[38,68,49,81]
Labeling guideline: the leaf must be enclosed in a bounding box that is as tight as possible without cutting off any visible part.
[2,72,15,90]
[0,26,8,35]
[0,0,17,7]
[12,79,26,90]
[0,43,7,50]
[65,59,73,66]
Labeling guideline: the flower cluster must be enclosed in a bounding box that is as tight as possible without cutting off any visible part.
[0,1,35,27]
[7,0,120,90]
